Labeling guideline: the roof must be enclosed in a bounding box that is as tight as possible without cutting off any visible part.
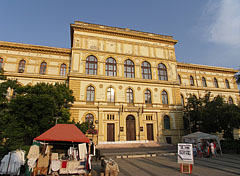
[183,132,218,140]
[34,124,90,143]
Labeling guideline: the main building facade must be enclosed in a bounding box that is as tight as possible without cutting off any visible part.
[0,21,239,144]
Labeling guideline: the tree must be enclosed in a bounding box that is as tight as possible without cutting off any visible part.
[184,92,240,139]
[0,82,75,156]
[234,71,240,84]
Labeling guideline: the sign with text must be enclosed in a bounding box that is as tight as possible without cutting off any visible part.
[178,143,194,164]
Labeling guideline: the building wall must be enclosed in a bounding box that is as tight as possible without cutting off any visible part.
[0,21,239,144]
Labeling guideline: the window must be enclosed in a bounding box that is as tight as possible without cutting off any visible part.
[158,63,168,81]
[225,79,230,89]
[0,58,3,69]
[162,91,168,105]
[164,115,170,129]
[202,77,207,87]
[181,94,184,106]
[60,64,67,76]
[178,74,181,85]
[107,114,115,120]
[105,57,116,76]
[18,60,26,73]
[214,78,219,88]
[86,55,97,75]
[124,59,135,78]
[85,113,94,128]
[146,115,153,120]
[87,86,95,102]
[142,61,152,79]
[107,87,115,102]
[190,76,194,86]
[126,88,133,103]
[228,97,233,105]
[145,89,152,104]
[39,62,47,74]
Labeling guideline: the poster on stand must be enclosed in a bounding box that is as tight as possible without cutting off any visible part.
[178,143,194,165]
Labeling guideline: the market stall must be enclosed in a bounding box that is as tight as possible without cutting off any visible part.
[26,124,93,176]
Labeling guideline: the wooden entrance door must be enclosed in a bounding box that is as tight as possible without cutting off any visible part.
[147,124,154,140]
[107,123,115,141]
[126,115,136,141]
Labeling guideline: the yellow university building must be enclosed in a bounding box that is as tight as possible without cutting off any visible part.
[0,21,239,144]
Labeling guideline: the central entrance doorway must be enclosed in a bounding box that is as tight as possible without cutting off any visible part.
[126,115,136,141]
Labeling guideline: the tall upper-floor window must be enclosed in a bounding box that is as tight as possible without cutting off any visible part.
[145,89,152,104]
[181,94,184,106]
[142,61,152,79]
[86,55,97,75]
[225,79,230,89]
[214,78,219,88]
[124,59,135,78]
[202,77,207,87]
[107,87,115,102]
[87,86,95,102]
[60,64,67,76]
[190,76,194,86]
[162,91,168,105]
[0,58,3,69]
[105,57,116,76]
[164,115,170,129]
[126,88,133,103]
[228,97,233,105]
[178,74,181,85]
[85,113,94,128]
[158,63,168,81]
[18,60,26,73]
[40,62,47,75]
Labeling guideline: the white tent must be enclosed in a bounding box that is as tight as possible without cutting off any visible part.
[182,132,222,154]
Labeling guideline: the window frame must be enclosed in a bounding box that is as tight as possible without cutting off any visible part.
[141,61,152,79]
[214,78,219,88]
[161,90,168,105]
[126,88,134,104]
[225,79,230,89]
[60,63,67,76]
[228,97,233,105]
[0,58,3,69]
[158,63,168,81]
[202,77,207,87]
[105,57,117,76]
[86,86,95,102]
[39,62,47,75]
[178,74,182,85]
[107,87,115,103]
[85,113,94,128]
[190,76,195,86]
[144,89,152,104]
[164,115,170,129]
[18,60,26,73]
[86,55,98,75]
[124,59,135,78]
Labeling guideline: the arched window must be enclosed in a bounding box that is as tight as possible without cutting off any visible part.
[145,89,152,104]
[0,58,3,69]
[126,88,133,103]
[107,87,115,102]
[87,86,95,102]
[39,62,47,74]
[158,63,168,81]
[105,57,116,76]
[60,63,67,76]
[124,59,135,78]
[85,113,94,128]
[228,97,233,105]
[141,61,152,79]
[86,55,97,75]
[225,79,230,89]
[162,91,168,105]
[18,60,26,73]
[181,94,184,106]
[164,115,170,129]
[178,74,181,85]
[190,76,194,86]
[202,77,207,87]
[214,78,219,88]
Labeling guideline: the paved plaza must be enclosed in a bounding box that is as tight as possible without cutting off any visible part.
[92,154,240,176]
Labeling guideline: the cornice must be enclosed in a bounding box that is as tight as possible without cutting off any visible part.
[71,21,178,45]
[180,86,239,93]
[68,72,179,86]
[177,62,238,74]
[4,72,67,81]
[0,41,71,56]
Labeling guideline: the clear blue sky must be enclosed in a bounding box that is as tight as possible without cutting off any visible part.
[1,0,239,69]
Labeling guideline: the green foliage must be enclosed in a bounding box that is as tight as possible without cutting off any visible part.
[184,92,240,139]
[221,140,240,154]
[75,122,89,134]
[0,81,75,157]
